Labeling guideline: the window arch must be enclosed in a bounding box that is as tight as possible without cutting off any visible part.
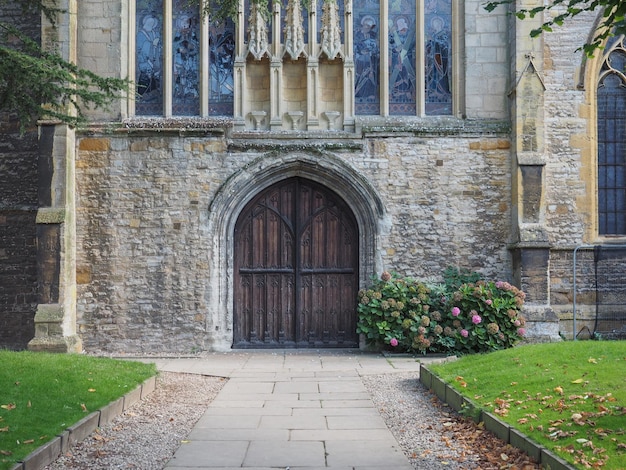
[597,35,626,235]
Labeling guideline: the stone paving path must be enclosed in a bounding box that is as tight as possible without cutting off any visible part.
[145,350,430,469]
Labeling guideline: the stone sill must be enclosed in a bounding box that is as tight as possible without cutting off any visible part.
[419,364,575,470]
[10,375,157,470]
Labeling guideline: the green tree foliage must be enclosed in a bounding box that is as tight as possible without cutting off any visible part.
[0,0,127,132]
[484,0,626,56]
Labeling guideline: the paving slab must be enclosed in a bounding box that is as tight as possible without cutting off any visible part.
[159,350,424,469]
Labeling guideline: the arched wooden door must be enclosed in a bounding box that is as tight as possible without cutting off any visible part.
[233,178,359,348]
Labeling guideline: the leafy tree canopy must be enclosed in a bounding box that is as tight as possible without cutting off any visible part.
[0,0,127,132]
[484,0,626,56]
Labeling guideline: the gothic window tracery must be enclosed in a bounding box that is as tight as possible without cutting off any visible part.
[133,0,454,121]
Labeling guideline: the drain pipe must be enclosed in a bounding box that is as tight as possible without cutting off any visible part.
[572,244,594,340]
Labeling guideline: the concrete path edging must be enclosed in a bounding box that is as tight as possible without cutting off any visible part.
[10,376,156,470]
[419,364,576,470]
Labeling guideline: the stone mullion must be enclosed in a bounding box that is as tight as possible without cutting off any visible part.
[342,0,355,132]
[200,5,210,117]
[127,0,136,117]
[379,0,388,116]
[270,0,283,130]
[306,0,319,130]
[164,0,173,117]
[233,0,246,128]
[415,0,424,116]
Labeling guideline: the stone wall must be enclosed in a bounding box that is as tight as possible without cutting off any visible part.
[74,123,513,353]
[0,3,41,350]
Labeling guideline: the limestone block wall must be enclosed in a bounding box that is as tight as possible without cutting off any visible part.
[319,60,343,114]
[74,126,513,353]
[77,0,126,120]
[463,0,509,120]
[542,13,595,247]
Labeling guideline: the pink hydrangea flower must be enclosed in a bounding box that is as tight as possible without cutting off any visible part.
[451,307,460,317]
[485,299,493,306]
[472,314,482,325]
[514,319,521,327]
[461,329,469,338]
[390,338,398,347]
[517,328,526,336]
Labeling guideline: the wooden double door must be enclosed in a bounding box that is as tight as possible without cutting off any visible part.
[233,178,359,348]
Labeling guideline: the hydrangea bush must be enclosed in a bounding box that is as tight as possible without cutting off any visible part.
[356,269,527,355]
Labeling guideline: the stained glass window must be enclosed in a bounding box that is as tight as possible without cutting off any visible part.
[354,0,453,116]
[388,1,416,115]
[425,0,452,115]
[209,16,235,115]
[172,0,200,115]
[353,0,380,115]
[136,0,163,115]
[598,40,626,235]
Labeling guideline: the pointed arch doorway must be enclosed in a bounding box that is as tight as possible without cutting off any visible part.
[233,177,359,348]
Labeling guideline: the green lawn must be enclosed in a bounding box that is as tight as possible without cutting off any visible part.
[0,351,157,470]
[429,341,626,469]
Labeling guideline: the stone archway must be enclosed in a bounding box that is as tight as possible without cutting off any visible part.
[205,151,386,351]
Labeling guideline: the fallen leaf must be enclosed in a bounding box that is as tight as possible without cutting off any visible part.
[23,439,34,444]
[571,378,584,384]
[588,357,598,364]
[80,403,87,412]
[0,426,8,432]
[0,450,12,456]
[0,404,16,410]
[88,388,96,393]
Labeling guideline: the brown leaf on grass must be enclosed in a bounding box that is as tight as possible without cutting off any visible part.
[88,388,96,393]
[23,439,34,444]
[0,450,12,456]
[0,426,8,432]
[80,403,87,412]
[0,403,16,410]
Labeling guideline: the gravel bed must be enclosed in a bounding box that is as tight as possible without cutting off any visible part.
[362,372,480,469]
[44,372,226,470]
[363,372,541,470]
[44,371,540,470]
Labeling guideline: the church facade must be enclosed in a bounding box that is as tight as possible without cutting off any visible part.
[1,1,621,353]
